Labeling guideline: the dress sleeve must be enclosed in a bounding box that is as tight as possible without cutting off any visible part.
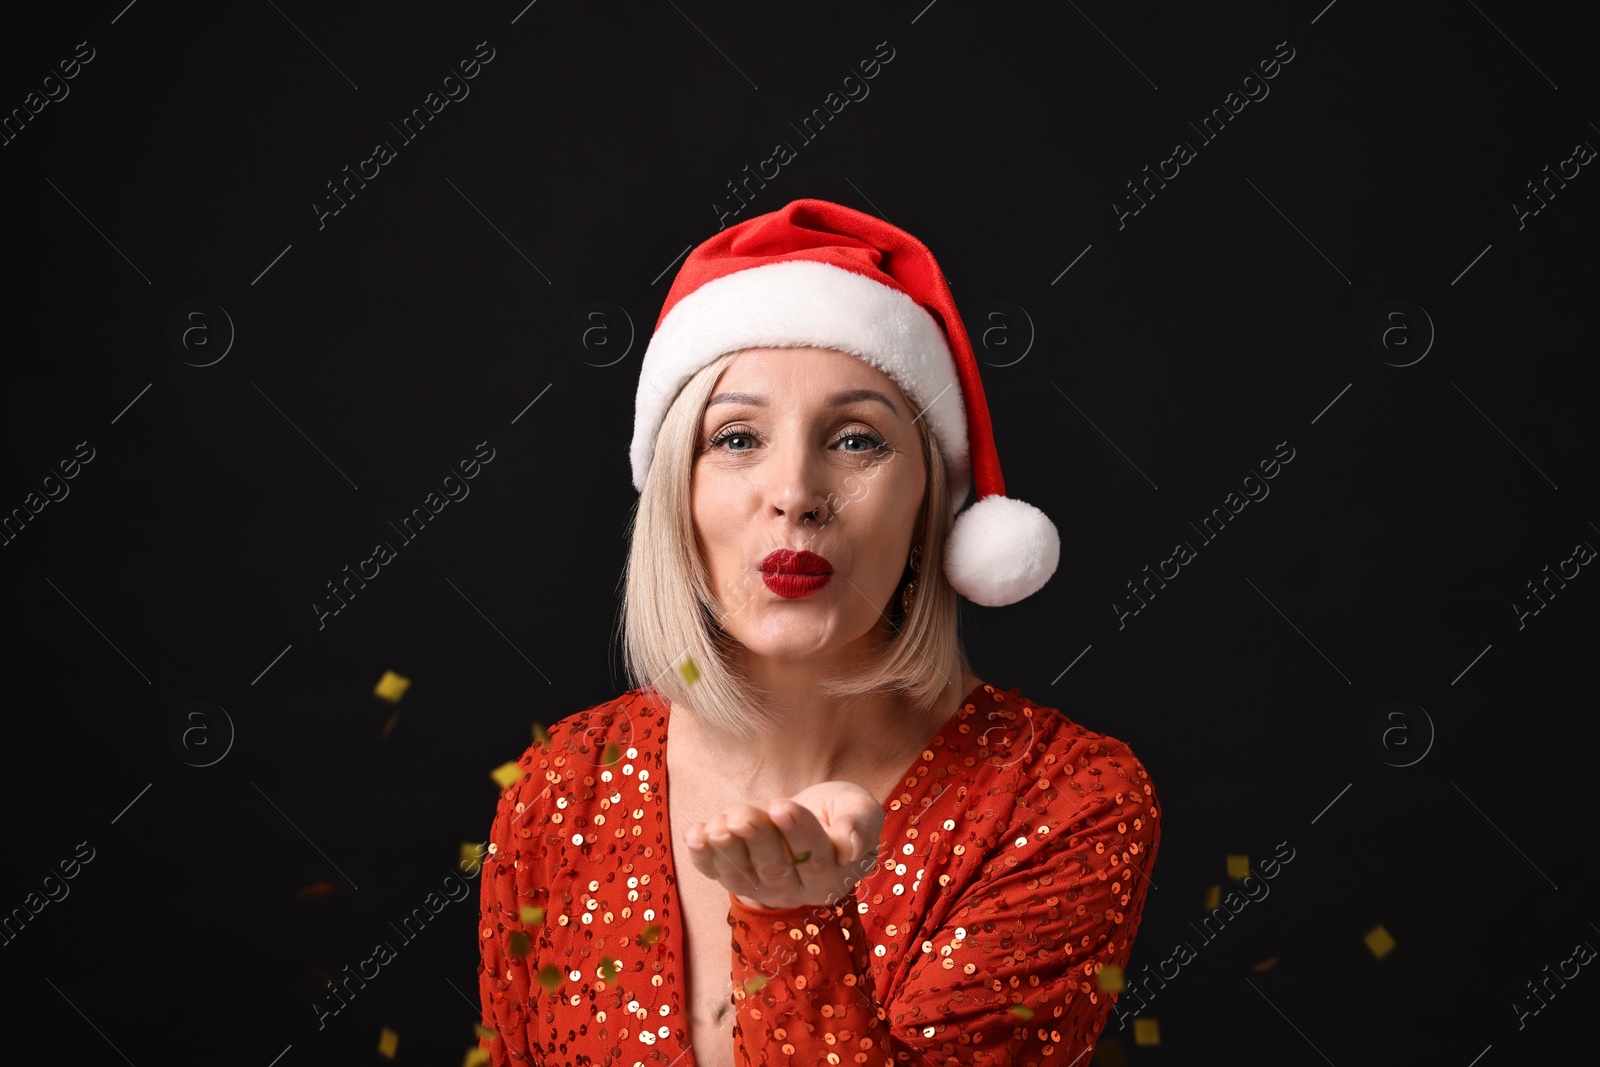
[725,741,1161,1066]
[477,757,543,1067]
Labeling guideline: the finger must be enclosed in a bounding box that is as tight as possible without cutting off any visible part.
[729,806,802,890]
[854,825,888,872]
[685,819,764,885]
[701,820,764,896]
[683,823,720,879]
[766,799,829,867]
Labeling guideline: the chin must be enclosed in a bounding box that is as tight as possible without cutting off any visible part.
[733,614,880,661]
[736,628,838,661]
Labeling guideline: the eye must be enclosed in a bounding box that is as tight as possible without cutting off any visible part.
[708,427,757,451]
[835,430,887,454]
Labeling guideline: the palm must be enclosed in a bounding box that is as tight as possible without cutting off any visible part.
[789,781,884,864]
[682,779,889,909]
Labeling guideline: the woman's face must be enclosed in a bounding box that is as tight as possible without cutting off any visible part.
[690,346,927,664]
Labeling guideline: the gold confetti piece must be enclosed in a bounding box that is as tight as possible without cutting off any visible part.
[791,851,811,863]
[1203,884,1221,911]
[377,1027,399,1060]
[1253,956,1280,972]
[307,966,335,985]
[491,761,522,788]
[460,841,487,872]
[1096,964,1124,993]
[599,956,622,980]
[536,964,562,992]
[1009,1004,1034,1020]
[601,741,621,766]
[743,976,768,995]
[519,905,545,926]
[506,931,531,959]
[532,721,551,746]
[1095,1038,1128,1067]
[679,657,700,686]
[374,671,411,704]
[473,1024,497,1040]
[1132,1017,1161,1046]
[1364,924,1396,959]
[1226,854,1250,880]
[380,710,401,739]
[641,923,662,946]
[463,1048,491,1067]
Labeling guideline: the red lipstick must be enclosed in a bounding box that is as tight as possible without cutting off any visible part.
[760,549,833,599]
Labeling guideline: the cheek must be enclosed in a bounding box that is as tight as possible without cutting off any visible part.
[690,480,739,569]
[874,464,926,530]
[851,478,923,566]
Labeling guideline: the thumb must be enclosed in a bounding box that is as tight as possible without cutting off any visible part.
[848,829,864,864]
[832,829,858,866]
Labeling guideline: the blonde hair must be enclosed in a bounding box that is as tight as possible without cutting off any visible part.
[619,350,971,741]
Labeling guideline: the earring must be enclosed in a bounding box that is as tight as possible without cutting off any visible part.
[900,544,922,613]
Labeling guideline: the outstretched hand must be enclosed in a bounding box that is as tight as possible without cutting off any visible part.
[682,780,886,911]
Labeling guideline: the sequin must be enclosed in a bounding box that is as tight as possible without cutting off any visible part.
[475,682,1161,1066]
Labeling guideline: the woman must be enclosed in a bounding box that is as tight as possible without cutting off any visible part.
[477,200,1161,1066]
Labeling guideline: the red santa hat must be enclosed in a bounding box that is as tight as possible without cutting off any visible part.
[629,198,1059,607]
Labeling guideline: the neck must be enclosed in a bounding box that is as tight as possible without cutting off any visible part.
[672,640,976,798]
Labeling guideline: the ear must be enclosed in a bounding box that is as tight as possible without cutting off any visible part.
[906,521,927,576]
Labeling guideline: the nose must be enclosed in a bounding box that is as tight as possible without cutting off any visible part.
[766,438,832,528]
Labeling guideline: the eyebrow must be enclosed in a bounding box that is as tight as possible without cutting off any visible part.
[706,388,900,417]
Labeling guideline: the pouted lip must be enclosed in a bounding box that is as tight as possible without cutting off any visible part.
[760,549,833,575]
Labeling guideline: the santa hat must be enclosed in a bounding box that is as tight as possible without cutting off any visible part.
[628,198,1059,607]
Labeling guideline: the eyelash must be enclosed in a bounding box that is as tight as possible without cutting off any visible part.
[707,425,889,456]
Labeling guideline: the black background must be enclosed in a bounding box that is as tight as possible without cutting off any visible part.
[2,1,1595,1064]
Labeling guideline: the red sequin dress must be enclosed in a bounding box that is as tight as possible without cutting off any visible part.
[477,682,1161,1066]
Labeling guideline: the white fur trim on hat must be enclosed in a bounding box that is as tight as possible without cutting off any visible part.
[629,259,971,512]
[944,495,1061,606]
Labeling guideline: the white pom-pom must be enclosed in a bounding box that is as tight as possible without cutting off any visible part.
[943,496,1060,607]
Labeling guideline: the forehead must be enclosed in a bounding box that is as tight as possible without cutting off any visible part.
[709,347,908,408]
